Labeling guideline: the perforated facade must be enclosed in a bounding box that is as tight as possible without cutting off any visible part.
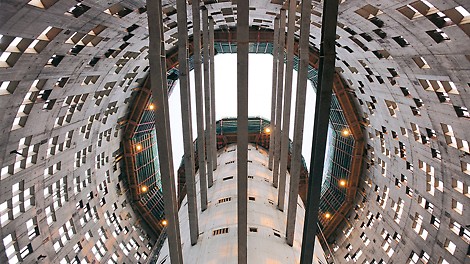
[1,0,470,263]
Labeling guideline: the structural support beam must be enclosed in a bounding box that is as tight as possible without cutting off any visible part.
[272,9,286,188]
[286,0,312,246]
[209,18,217,171]
[300,0,340,263]
[176,0,199,245]
[192,0,208,211]
[237,0,249,262]
[147,0,183,262]
[277,0,296,212]
[268,18,279,171]
[202,8,214,188]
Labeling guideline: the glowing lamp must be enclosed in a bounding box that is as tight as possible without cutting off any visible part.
[141,185,148,193]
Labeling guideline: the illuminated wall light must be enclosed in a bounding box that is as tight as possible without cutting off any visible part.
[135,144,142,151]
[162,219,168,226]
[265,127,271,133]
[141,185,148,193]
[339,179,347,187]
[148,104,155,110]
[325,212,331,219]
[342,129,351,137]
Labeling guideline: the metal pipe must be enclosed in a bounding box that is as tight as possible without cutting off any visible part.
[237,0,249,262]
[209,17,218,171]
[202,8,214,188]
[300,0,340,263]
[177,0,199,245]
[277,0,296,212]
[272,9,286,188]
[192,0,208,211]
[268,18,279,171]
[147,0,183,261]
[286,0,311,246]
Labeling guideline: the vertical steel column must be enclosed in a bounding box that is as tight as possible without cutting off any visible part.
[300,0,339,263]
[272,9,286,188]
[202,8,214,188]
[209,18,217,171]
[192,0,208,211]
[277,0,296,212]
[237,0,249,263]
[268,18,279,171]
[286,0,311,246]
[147,0,183,262]
[176,0,199,245]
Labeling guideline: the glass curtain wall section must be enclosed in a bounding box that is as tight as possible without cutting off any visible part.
[318,94,355,227]
[131,105,165,226]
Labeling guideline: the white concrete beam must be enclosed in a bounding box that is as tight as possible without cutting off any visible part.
[192,0,208,211]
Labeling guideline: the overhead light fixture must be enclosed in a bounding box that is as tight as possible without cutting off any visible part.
[325,212,331,219]
[148,104,155,110]
[339,179,347,187]
[135,144,142,151]
[265,127,271,133]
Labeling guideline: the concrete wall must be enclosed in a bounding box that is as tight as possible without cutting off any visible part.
[0,0,155,262]
[0,0,469,263]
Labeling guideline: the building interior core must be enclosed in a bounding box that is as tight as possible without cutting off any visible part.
[0,0,469,263]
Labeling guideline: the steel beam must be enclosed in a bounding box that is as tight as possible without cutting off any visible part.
[177,0,199,246]
[146,0,183,261]
[202,8,214,188]
[300,0,340,263]
[268,18,279,171]
[277,0,296,212]
[286,0,312,246]
[192,0,208,211]
[209,18,217,171]
[272,9,286,188]
[237,0,249,262]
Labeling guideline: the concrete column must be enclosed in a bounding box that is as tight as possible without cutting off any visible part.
[146,0,183,262]
[237,0,249,263]
[176,0,199,245]
[286,0,311,246]
[209,18,218,171]
[272,9,286,188]
[300,0,339,262]
[202,8,214,188]
[277,0,296,212]
[268,18,279,171]
[192,0,208,211]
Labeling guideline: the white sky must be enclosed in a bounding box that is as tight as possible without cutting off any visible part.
[168,54,317,176]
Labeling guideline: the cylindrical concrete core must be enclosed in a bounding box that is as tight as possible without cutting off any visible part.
[156,143,327,264]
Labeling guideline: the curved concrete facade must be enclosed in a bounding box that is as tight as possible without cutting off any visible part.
[157,144,327,264]
[0,0,469,263]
